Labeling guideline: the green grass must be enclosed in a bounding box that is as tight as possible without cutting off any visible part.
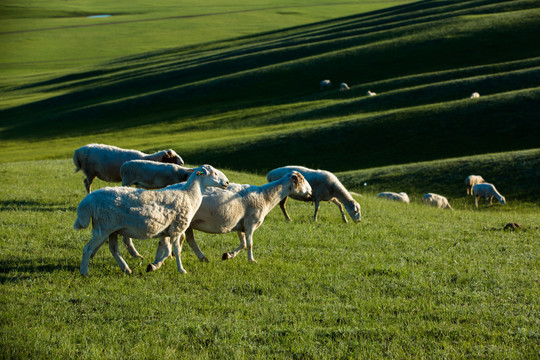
[0,159,539,359]
[1,0,539,358]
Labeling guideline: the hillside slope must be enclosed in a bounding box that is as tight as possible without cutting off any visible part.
[0,0,539,172]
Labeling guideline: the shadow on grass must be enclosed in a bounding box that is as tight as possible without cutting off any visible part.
[0,258,78,284]
[0,200,77,212]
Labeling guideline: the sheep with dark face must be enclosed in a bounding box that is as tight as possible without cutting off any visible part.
[266,166,361,223]
[73,143,184,193]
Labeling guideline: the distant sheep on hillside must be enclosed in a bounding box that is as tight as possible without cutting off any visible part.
[422,193,453,210]
[465,175,486,195]
[470,92,480,98]
[320,80,332,90]
[339,83,350,91]
[366,90,377,96]
[377,192,410,204]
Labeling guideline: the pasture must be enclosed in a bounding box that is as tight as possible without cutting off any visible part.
[1,0,539,358]
[0,159,539,359]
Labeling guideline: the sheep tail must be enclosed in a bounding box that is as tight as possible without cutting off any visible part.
[73,202,92,230]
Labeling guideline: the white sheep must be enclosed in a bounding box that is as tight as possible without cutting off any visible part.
[266,165,361,223]
[121,160,194,189]
[472,183,506,208]
[465,175,486,195]
[470,92,480,98]
[422,193,453,210]
[366,90,377,96]
[320,79,332,90]
[73,165,229,276]
[144,171,313,272]
[339,83,350,91]
[377,192,410,204]
[73,143,184,193]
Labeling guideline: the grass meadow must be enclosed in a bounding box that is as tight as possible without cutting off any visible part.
[1,0,539,358]
[0,159,539,359]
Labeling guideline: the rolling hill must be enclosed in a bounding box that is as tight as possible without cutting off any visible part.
[0,0,539,198]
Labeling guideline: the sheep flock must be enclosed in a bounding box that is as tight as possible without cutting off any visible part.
[72,143,509,276]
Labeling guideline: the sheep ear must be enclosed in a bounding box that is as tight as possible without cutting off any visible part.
[196,168,208,176]
[291,174,299,183]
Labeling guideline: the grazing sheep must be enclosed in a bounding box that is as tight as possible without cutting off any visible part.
[465,175,486,195]
[73,165,229,276]
[472,183,506,208]
[266,166,361,223]
[73,143,184,193]
[470,92,480,98]
[320,79,332,90]
[366,90,377,96]
[377,192,410,204]
[422,193,453,210]
[145,171,312,272]
[339,83,350,91]
[121,160,194,189]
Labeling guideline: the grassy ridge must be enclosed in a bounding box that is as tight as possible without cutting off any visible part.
[1,0,539,175]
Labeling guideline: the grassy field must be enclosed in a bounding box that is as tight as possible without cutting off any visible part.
[1,0,539,358]
[0,159,538,359]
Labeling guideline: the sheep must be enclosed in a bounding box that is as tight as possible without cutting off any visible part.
[73,143,184,193]
[73,164,229,276]
[470,92,480,98]
[145,171,312,272]
[422,193,453,210]
[121,160,194,189]
[320,79,332,90]
[266,165,361,223]
[376,192,410,204]
[465,175,486,195]
[366,90,377,96]
[339,83,350,91]
[472,183,506,208]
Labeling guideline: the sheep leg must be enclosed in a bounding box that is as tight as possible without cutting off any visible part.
[171,233,188,274]
[80,232,109,276]
[245,227,257,263]
[185,228,209,262]
[222,231,246,260]
[122,236,144,259]
[475,195,479,208]
[90,240,106,259]
[313,200,321,221]
[279,197,292,221]
[108,234,132,275]
[330,198,348,223]
[147,237,173,272]
[83,176,94,194]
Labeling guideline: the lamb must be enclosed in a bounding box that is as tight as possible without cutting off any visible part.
[339,83,350,91]
[320,79,332,90]
[376,192,410,204]
[121,160,194,189]
[73,143,184,193]
[145,171,312,272]
[366,90,377,96]
[465,175,486,195]
[73,164,229,276]
[470,92,480,98]
[266,166,361,223]
[422,193,453,210]
[472,183,506,208]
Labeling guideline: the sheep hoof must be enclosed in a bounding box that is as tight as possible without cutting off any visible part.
[222,252,232,260]
[200,257,210,263]
[146,264,156,272]
[125,268,132,275]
